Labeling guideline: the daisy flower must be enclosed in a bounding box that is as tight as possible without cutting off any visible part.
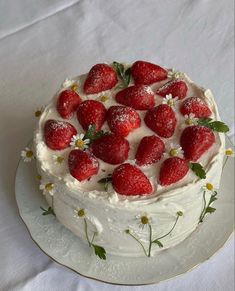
[53,155,64,164]
[136,213,152,229]
[21,147,34,162]
[202,183,216,193]
[39,182,55,196]
[162,94,178,108]
[168,143,184,157]
[167,68,184,79]
[184,113,198,125]
[225,148,235,157]
[62,78,75,88]
[100,95,109,102]
[34,107,44,117]
[70,134,90,150]
[74,208,86,218]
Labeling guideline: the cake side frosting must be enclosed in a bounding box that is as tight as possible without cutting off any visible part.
[33,63,226,257]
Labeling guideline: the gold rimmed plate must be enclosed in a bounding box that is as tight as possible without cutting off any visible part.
[15,138,234,285]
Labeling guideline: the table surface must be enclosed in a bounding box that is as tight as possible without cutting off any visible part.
[0,1,234,290]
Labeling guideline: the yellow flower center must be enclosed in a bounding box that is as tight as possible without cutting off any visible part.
[56,156,64,164]
[141,216,149,225]
[35,110,42,117]
[168,99,175,107]
[36,174,42,180]
[77,209,85,217]
[206,183,214,191]
[45,183,54,191]
[71,84,78,91]
[225,149,234,156]
[101,95,109,102]
[186,118,193,125]
[170,148,178,156]
[75,139,85,149]
[26,150,34,158]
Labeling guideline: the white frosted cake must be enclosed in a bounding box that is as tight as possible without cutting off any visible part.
[33,61,228,259]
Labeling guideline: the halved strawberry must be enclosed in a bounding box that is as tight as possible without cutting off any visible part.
[68,150,99,181]
[107,106,141,137]
[180,126,215,161]
[77,100,106,131]
[112,163,153,195]
[144,104,177,138]
[135,135,165,166]
[180,97,212,118]
[131,61,167,85]
[57,89,82,119]
[44,119,77,150]
[159,157,189,186]
[115,85,155,110]
[91,134,130,164]
[156,79,188,99]
[83,64,118,94]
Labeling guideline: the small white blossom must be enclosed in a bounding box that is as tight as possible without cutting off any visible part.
[225,148,235,157]
[202,183,217,193]
[136,213,152,228]
[39,182,55,196]
[162,94,178,108]
[168,143,184,158]
[52,155,64,164]
[184,113,198,125]
[167,68,184,79]
[62,78,76,88]
[70,134,90,150]
[21,147,34,162]
[74,208,86,218]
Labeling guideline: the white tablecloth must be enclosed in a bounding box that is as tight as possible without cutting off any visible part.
[0,1,234,290]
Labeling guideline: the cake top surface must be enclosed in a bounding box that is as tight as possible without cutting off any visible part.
[34,61,226,205]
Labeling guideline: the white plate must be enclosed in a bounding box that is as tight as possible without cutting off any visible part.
[15,139,234,286]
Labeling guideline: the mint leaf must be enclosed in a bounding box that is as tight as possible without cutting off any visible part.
[197,118,229,133]
[113,61,131,88]
[205,206,216,214]
[189,163,206,179]
[152,239,163,248]
[92,244,106,260]
[40,206,55,216]
[84,124,110,144]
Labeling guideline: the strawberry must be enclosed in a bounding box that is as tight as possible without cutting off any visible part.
[180,126,215,161]
[159,157,189,186]
[144,104,177,138]
[115,85,155,110]
[135,135,165,166]
[180,97,212,118]
[156,79,188,99]
[107,106,141,137]
[57,89,82,119]
[91,134,130,164]
[131,61,167,85]
[44,119,77,150]
[68,149,99,181]
[77,100,106,131]
[112,163,153,195]
[83,63,118,94]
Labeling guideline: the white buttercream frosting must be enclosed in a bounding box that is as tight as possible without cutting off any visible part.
[34,65,225,257]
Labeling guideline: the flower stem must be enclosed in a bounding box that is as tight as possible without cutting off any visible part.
[199,191,207,223]
[153,215,180,242]
[222,156,229,170]
[127,231,148,257]
[90,232,97,245]
[51,196,54,210]
[148,224,153,257]
[84,218,91,247]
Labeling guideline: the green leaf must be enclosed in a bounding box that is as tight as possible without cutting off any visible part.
[113,61,131,88]
[205,206,216,214]
[83,124,110,144]
[40,206,55,216]
[189,163,206,179]
[197,118,229,133]
[92,244,106,260]
[152,239,163,248]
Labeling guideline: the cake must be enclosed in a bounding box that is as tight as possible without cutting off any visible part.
[32,61,229,259]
